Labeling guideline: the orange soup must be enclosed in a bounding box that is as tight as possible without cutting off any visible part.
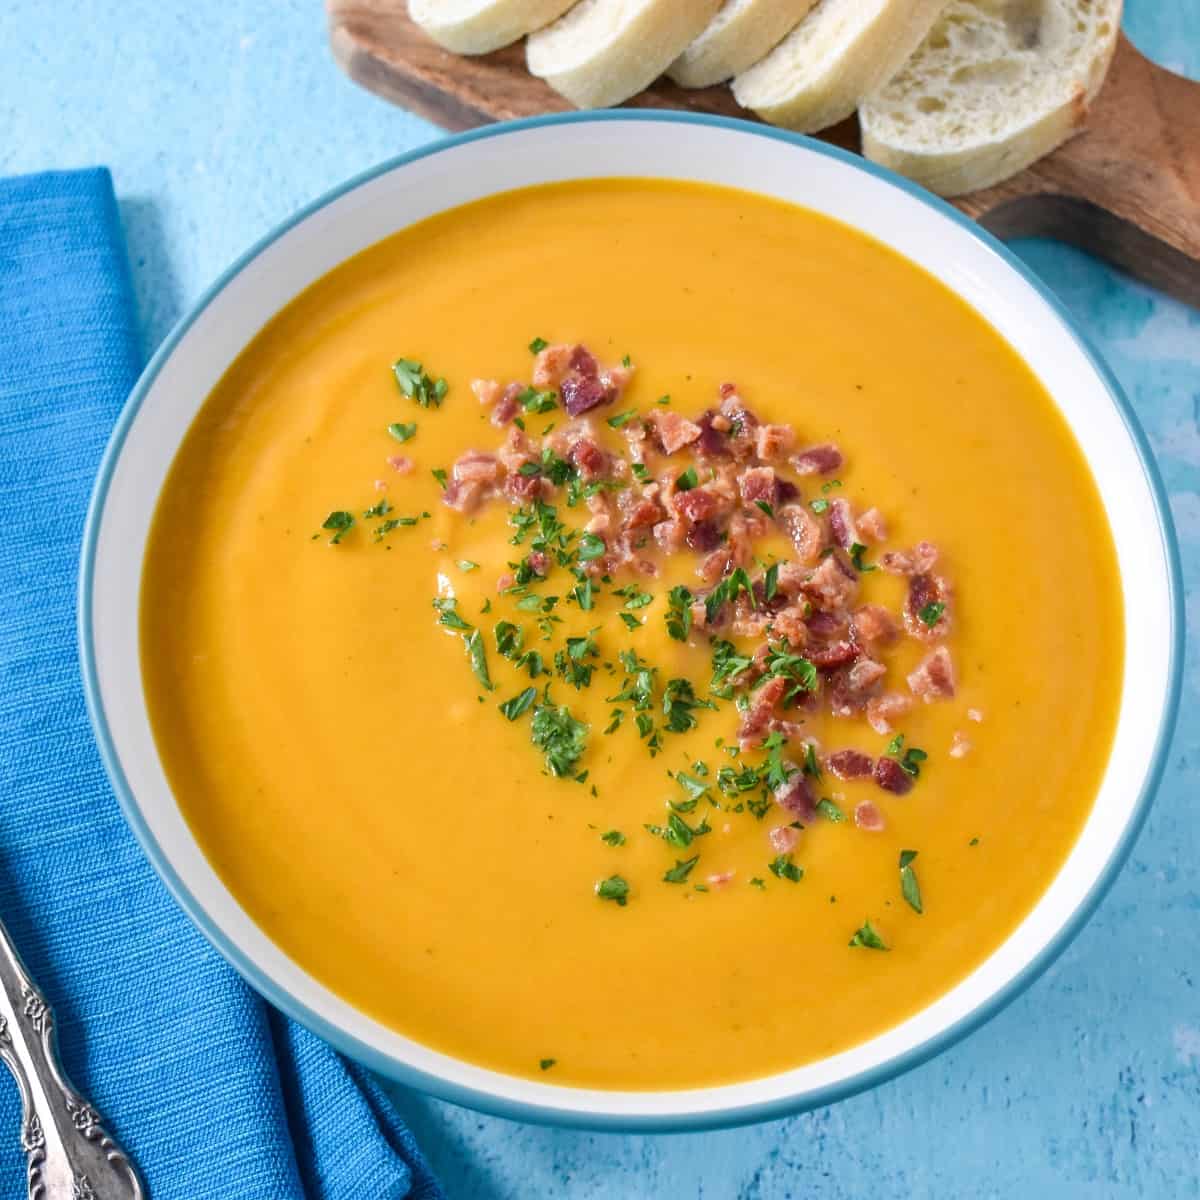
[141,180,1122,1089]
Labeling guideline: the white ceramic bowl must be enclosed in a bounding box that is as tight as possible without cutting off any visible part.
[80,113,1182,1131]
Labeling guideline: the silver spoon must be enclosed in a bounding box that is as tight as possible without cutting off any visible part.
[0,915,143,1198]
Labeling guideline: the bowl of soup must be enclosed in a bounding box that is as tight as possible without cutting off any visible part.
[80,113,1181,1129]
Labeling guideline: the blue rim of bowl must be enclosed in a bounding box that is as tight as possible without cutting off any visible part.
[78,109,1184,1133]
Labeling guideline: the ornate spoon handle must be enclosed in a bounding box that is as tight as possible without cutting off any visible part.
[0,916,144,1199]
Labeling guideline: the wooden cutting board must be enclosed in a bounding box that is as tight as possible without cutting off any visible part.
[327,2,1200,308]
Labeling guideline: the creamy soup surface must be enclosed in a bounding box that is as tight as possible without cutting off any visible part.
[142,180,1122,1089]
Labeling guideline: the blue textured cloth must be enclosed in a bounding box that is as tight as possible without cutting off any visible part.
[0,167,444,1200]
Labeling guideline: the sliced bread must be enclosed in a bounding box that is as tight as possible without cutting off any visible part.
[409,0,578,55]
[860,0,1123,196]
[732,0,949,132]
[668,0,819,90]
[527,0,723,109]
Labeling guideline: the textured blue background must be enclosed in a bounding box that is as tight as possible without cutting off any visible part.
[5,3,1198,1195]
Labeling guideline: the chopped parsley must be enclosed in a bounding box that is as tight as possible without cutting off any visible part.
[848,542,876,573]
[849,920,888,951]
[663,855,699,884]
[821,479,843,494]
[755,500,775,519]
[392,358,447,408]
[531,702,588,777]
[810,498,829,514]
[321,510,354,545]
[464,629,493,691]
[595,875,629,906]
[618,612,642,631]
[569,577,595,610]
[886,734,904,755]
[704,567,756,625]
[662,678,714,734]
[630,462,650,483]
[457,559,479,572]
[768,854,803,883]
[666,585,694,642]
[555,634,598,690]
[529,336,549,354]
[763,644,818,702]
[675,466,699,491]
[802,743,822,780]
[539,1057,557,1070]
[432,468,448,490]
[373,516,417,541]
[495,620,524,658]
[615,583,653,610]
[577,532,606,561]
[918,601,946,627]
[387,422,417,443]
[600,830,626,846]
[710,639,753,697]
[763,561,780,603]
[515,650,546,678]
[518,386,558,414]
[899,849,923,914]
[363,497,391,519]
[606,409,638,429]
[749,877,766,890]
[816,798,846,823]
[899,746,928,779]
[433,597,472,631]
[499,687,537,721]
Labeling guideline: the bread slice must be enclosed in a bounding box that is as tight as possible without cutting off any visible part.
[527,0,724,108]
[668,0,819,89]
[860,0,1122,196]
[409,0,578,55]
[732,0,949,133]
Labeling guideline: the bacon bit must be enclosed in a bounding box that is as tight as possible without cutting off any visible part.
[388,455,414,474]
[527,551,550,577]
[496,426,533,473]
[847,657,886,692]
[673,487,723,524]
[491,382,523,427]
[967,707,984,723]
[585,508,611,535]
[711,413,733,433]
[778,503,826,565]
[570,344,598,376]
[770,606,808,649]
[568,436,608,481]
[632,557,658,577]
[441,476,481,512]
[828,498,859,549]
[531,344,573,390]
[706,870,736,889]
[908,646,956,702]
[600,363,634,398]
[373,479,388,492]
[854,801,886,831]
[827,749,874,780]
[653,517,687,555]
[560,374,608,417]
[495,572,514,591]
[755,423,795,461]
[774,771,816,821]
[857,507,888,543]
[471,378,504,406]
[624,496,666,532]
[809,639,858,670]
[738,466,778,507]
[880,540,939,576]
[950,731,972,759]
[852,604,899,648]
[738,675,787,749]
[802,554,858,610]
[774,562,809,597]
[874,757,914,796]
[451,451,501,484]
[656,410,703,455]
[686,519,723,553]
[689,600,708,630]
[790,444,843,476]
[905,573,952,640]
[866,692,912,736]
[768,825,800,854]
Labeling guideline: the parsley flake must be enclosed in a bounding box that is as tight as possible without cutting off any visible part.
[816,798,846,823]
[529,337,549,354]
[849,920,889,951]
[499,686,537,721]
[392,358,447,408]
[387,422,417,443]
[768,854,803,883]
[531,702,588,777]
[663,855,699,884]
[321,510,354,545]
[918,601,946,627]
[900,850,923,914]
[596,875,629,906]
[601,830,626,846]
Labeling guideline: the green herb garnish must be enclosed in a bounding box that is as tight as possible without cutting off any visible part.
[755,500,775,519]
[900,849,923,914]
[918,601,946,627]
[387,422,417,443]
[663,856,699,884]
[810,498,829,514]
[392,358,447,408]
[816,798,846,823]
[848,920,888,950]
[499,687,537,721]
[363,497,392,519]
[321,511,354,545]
[529,337,549,354]
[601,830,626,846]
[433,597,472,631]
[539,1057,556,1070]
[596,875,629,906]
[606,409,638,429]
[899,746,928,779]
[577,533,606,562]
[675,467,699,492]
[763,562,780,603]
[768,854,803,883]
[849,542,876,573]
[464,629,493,691]
[666,585,694,642]
[531,702,588,777]
[432,468,448,491]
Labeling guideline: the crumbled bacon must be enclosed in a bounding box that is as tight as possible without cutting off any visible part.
[387,455,413,475]
[908,646,956,702]
[686,520,723,554]
[828,498,859,549]
[808,639,858,670]
[790,444,843,476]
[770,606,809,649]
[755,423,795,462]
[774,771,816,821]
[738,466,778,507]
[854,801,886,831]
[880,540,939,576]
[531,344,574,390]
[967,707,984,723]
[827,749,874,780]
[706,871,736,889]
[490,382,523,427]
[769,825,799,854]
[905,573,952,640]
[950,731,972,759]
[560,374,607,417]
[656,410,702,455]
[852,604,899,648]
[738,675,787,749]
[857,507,887,543]
[874,757,913,796]
[777,504,826,565]
[866,692,912,736]
[471,378,504,407]
[568,436,608,481]
[802,554,858,610]
[673,487,723,524]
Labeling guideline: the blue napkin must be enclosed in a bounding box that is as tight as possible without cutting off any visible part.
[0,168,444,1200]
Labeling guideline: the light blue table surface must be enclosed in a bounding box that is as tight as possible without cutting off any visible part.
[7,3,1198,1195]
